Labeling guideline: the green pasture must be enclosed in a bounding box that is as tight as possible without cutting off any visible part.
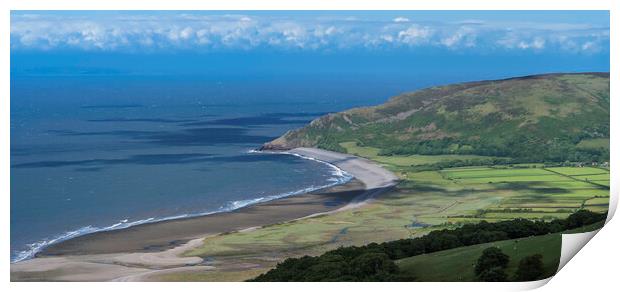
[396,221,604,281]
[397,232,561,281]
[546,167,609,176]
[187,165,608,260]
[184,153,609,281]
[339,141,499,167]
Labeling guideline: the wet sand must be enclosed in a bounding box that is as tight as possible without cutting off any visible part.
[39,179,366,256]
[11,147,399,281]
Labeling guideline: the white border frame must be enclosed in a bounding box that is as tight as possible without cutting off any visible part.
[2,1,616,291]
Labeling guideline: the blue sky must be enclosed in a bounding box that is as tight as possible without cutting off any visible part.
[10,11,610,80]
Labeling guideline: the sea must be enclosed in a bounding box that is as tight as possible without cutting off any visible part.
[10,75,409,262]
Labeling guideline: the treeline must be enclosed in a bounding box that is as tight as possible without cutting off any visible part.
[373,136,609,163]
[403,158,517,172]
[386,158,609,173]
[251,210,606,282]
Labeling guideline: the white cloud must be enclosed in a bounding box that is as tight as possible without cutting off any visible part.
[9,12,609,54]
[497,33,546,50]
[516,37,546,50]
[393,17,410,23]
[440,27,477,48]
[179,27,194,40]
[397,25,432,45]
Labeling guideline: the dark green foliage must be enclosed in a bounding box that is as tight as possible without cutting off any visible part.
[564,209,607,229]
[514,254,545,281]
[477,267,509,282]
[251,210,605,282]
[474,247,510,276]
[250,251,404,282]
[350,253,399,280]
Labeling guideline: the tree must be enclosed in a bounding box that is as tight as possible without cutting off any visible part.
[350,252,398,279]
[252,210,605,282]
[477,266,508,282]
[514,254,545,281]
[475,247,510,275]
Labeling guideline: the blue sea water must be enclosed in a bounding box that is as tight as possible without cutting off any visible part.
[10,75,404,262]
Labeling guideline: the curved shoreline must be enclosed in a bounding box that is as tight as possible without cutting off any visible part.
[11,148,399,281]
[11,148,353,263]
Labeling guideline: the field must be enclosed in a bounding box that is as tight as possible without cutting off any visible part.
[340,141,502,167]
[396,222,603,281]
[576,138,609,151]
[435,166,609,222]
[178,149,609,281]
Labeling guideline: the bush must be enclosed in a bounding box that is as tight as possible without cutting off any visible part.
[475,247,510,275]
[514,254,545,281]
[478,266,509,282]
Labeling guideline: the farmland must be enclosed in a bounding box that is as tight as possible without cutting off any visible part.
[339,141,500,167]
[177,148,609,281]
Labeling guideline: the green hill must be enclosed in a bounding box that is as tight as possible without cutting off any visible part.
[396,231,561,281]
[396,221,603,281]
[262,73,609,162]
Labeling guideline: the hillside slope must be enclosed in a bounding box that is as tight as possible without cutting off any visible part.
[262,73,610,162]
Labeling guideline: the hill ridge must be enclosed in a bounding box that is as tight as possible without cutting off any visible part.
[262,72,609,162]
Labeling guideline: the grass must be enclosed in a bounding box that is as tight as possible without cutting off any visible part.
[396,222,604,281]
[576,138,609,151]
[273,74,609,164]
[182,151,609,281]
[186,164,608,259]
[434,166,609,221]
[339,141,500,167]
[397,232,561,281]
[545,167,609,176]
[157,268,269,282]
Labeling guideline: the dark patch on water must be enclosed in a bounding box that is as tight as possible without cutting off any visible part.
[12,151,309,169]
[145,128,277,146]
[181,112,328,127]
[87,118,198,123]
[206,154,304,164]
[12,153,215,168]
[74,167,104,172]
[81,104,143,109]
[49,127,277,146]
[183,116,310,127]
[48,129,156,137]
[264,112,331,118]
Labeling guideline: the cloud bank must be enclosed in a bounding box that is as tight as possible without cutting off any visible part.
[10,12,609,54]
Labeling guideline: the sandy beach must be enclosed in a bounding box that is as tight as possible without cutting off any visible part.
[11,147,398,281]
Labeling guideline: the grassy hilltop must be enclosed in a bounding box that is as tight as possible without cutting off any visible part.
[262,73,610,162]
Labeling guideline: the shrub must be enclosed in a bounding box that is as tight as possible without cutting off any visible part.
[474,247,510,275]
[514,254,545,281]
[478,266,509,282]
